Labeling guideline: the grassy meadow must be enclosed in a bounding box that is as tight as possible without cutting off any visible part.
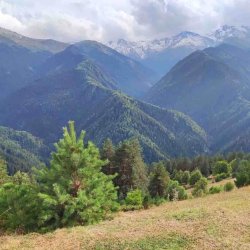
[1,185,249,250]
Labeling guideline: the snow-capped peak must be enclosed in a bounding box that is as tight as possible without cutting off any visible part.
[107,32,214,60]
[209,25,250,41]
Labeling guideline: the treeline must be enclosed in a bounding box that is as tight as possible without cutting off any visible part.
[0,122,250,234]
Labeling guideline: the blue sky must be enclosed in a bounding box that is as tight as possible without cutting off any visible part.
[0,0,249,42]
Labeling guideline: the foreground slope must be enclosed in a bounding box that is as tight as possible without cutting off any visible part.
[0,58,208,162]
[1,186,249,250]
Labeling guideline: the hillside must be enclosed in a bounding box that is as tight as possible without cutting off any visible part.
[0,43,51,99]
[144,44,250,153]
[0,126,49,174]
[1,186,249,249]
[0,64,208,162]
[0,27,68,53]
[72,41,157,97]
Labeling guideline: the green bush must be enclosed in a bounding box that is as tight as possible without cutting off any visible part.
[124,189,144,210]
[0,183,42,233]
[192,177,208,197]
[182,171,190,185]
[224,182,234,192]
[177,186,188,200]
[212,161,231,175]
[215,173,229,182]
[151,195,166,206]
[166,180,188,201]
[189,169,202,186]
[209,186,222,194]
[235,160,250,188]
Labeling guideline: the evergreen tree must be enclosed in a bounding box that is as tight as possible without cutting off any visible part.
[114,139,149,199]
[0,159,9,185]
[100,139,116,175]
[182,171,190,185]
[34,121,118,230]
[149,162,170,198]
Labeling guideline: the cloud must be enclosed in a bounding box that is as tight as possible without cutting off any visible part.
[0,0,249,42]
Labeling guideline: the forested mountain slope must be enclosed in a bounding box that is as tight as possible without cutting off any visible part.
[145,44,250,153]
[0,59,208,162]
[0,126,48,174]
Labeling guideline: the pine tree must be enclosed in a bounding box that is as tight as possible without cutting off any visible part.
[100,138,116,175]
[149,162,169,198]
[0,159,9,185]
[114,139,149,199]
[34,121,119,230]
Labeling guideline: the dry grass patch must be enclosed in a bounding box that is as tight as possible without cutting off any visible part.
[0,186,250,250]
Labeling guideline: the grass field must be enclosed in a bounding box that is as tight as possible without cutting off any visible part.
[0,186,249,250]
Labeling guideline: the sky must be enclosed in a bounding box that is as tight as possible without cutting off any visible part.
[0,0,250,42]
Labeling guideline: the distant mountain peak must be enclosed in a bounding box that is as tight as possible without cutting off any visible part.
[209,25,250,41]
[0,26,68,53]
[106,32,214,60]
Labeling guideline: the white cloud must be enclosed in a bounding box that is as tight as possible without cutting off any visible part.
[0,0,249,42]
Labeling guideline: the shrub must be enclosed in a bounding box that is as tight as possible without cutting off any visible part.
[182,171,190,185]
[212,161,231,175]
[166,180,188,201]
[209,186,222,194]
[235,160,250,188]
[177,186,188,200]
[0,183,42,233]
[124,189,144,210]
[151,195,166,206]
[192,177,208,197]
[224,182,234,192]
[215,173,229,182]
[173,170,184,184]
[189,169,202,186]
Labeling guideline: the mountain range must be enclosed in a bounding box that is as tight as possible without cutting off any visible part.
[107,25,250,77]
[0,42,208,163]
[1,25,250,171]
[145,43,250,153]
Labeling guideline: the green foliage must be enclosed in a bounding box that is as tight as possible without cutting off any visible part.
[235,160,250,188]
[189,169,202,186]
[34,121,119,231]
[192,177,208,197]
[167,180,188,201]
[0,126,48,174]
[124,189,144,210]
[149,162,169,198]
[224,182,234,192]
[0,159,9,185]
[182,171,190,185]
[0,182,41,233]
[173,169,184,184]
[215,173,229,182]
[212,161,231,176]
[209,186,222,194]
[101,139,116,175]
[114,139,149,199]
